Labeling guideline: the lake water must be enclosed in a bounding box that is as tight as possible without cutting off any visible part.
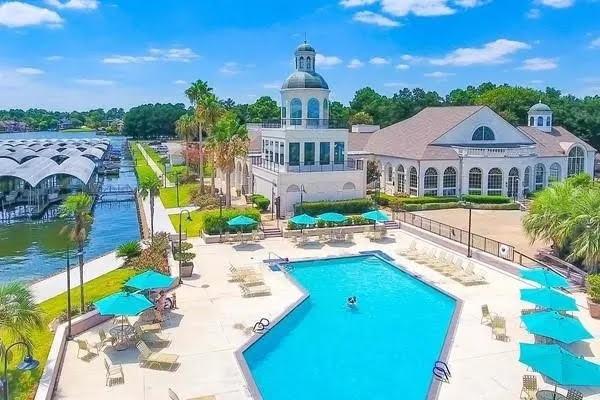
[0,131,141,284]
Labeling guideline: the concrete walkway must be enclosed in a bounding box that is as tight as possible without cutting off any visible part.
[137,143,173,187]
[30,251,123,303]
[165,206,198,215]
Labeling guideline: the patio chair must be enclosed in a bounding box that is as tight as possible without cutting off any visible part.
[113,315,130,326]
[241,274,265,286]
[395,240,416,256]
[414,248,436,264]
[481,304,496,325]
[134,326,171,348]
[241,284,272,297]
[168,388,216,400]
[491,316,508,341]
[251,230,261,242]
[136,321,162,333]
[345,232,354,242]
[566,389,583,400]
[98,328,116,350]
[223,232,231,243]
[136,341,179,371]
[76,339,99,359]
[103,358,124,387]
[520,375,538,400]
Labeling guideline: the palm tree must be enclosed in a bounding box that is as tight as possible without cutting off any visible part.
[0,283,43,346]
[185,81,214,194]
[206,112,249,206]
[196,93,223,194]
[564,188,600,271]
[59,193,93,312]
[139,174,161,240]
[175,114,197,172]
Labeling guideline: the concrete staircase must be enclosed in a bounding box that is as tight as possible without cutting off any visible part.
[262,227,283,238]
[384,220,400,230]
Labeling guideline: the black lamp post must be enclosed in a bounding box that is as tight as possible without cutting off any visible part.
[300,184,306,214]
[65,247,73,339]
[1,341,39,400]
[178,209,192,283]
[175,173,180,207]
[466,203,473,258]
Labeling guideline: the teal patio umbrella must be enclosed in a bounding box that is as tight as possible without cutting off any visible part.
[94,291,154,316]
[362,209,390,228]
[317,212,347,224]
[227,215,258,235]
[521,311,592,344]
[290,214,318,233]
[520,288,578,312]
[521,268,570,288]
[519,343,600,395]
[125,270,176,291]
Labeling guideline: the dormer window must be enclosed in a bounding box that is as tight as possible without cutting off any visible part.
[472,126,495,141]
[299,57,305,69]
[546,116,551,127]
[537,116,544,126]
[306,57,312,70]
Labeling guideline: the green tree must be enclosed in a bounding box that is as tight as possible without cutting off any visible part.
[0,283,43,345]
[138,175,161,240]
[206,112,249,206]
[329,101,350,123]
[248,96,280,122]
[175,113,197,172]
[350,111,374,125]
[59,193,93,313]
[196,93,224,193]
[123,103,187,139]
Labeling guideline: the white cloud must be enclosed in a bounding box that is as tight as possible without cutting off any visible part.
[352,11,400,27]
[454,0,489,7]
[263,82,281,89]
[424,71,455,79]
[369,57,390,65]
[519,57,558,71]
[530,79,544,84]
[16,67,45,75]
[347,58,365,69]
[103,48,198,64]
[0,2,63,28]
[395,63,410,70]
[316,54,343,67]
[219,62,241,75]
[536,0,574,8]
[381,0,455,17]
[45,0,98,10]
[173,80,187,85]
[74,78,115,86]
[526,8,541,19]
[430,39,530,66]
[383,81,415,88]
[339,0,377,6]
[590,37,600,49]
[45,55,64,61]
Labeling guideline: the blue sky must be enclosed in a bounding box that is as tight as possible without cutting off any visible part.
[0,0,598,110]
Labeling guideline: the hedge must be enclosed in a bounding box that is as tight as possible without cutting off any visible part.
[461,195,511,204]
[403,202,461,211]
[287,215,370,230]
[468,203,520,210]
[201,208,261,235]
[295,198,374,216]
[251,194,270,211]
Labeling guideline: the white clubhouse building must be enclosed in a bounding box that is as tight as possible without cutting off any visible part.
[233,42,596,214]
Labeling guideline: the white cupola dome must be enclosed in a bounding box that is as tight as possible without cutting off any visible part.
[528,101,553,133]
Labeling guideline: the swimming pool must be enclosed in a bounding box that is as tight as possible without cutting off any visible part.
[242,254,458,400]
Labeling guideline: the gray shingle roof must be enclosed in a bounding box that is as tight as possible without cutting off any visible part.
[518,126,596,156]
[282,71,329,90]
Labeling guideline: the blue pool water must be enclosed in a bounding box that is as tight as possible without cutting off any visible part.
[243,255,456,400]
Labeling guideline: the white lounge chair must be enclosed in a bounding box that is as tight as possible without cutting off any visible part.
[241,284,272,297]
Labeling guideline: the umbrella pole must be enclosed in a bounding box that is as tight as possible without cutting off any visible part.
[553,384,557,400]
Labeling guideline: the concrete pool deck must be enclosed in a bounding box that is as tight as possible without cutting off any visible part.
[54,230,600,400]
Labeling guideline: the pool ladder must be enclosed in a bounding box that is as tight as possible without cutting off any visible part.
[253,318,270,333]
[432,361,451,383]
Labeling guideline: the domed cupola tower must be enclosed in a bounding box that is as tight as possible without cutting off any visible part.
[528,101,553,133]
[281,41,331,127]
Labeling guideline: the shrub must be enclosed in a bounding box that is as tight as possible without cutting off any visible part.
[251,194,270,212]
[178,173,199,184]
[587,274,600,303]
[469,203,520,210]
[116,241,142,262]
[287,214,371,230]
[189,186,219,210]
[201,208,261,235]
[372,192,395,206]
[461,195,511,204]
[173,241,195,263]
[297,198,373,215]
[128,232,170,273]
[403,202,461,211]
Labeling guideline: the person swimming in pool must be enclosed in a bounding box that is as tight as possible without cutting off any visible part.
[347,296,357,308]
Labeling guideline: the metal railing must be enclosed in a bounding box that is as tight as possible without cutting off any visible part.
[261,119,348,130]
[251,158,361,173]
[453,145,536,158]
[395,211,586,286]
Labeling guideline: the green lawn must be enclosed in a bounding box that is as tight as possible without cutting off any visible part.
[169,209,205,237]
[130,142,158,181]
[61,127,96,132]
[3,267,137,400]
[159,183,197,208]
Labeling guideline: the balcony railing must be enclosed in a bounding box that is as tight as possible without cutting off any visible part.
[454,146,537,158]
[251,158,362,173]
[261,119,348,130]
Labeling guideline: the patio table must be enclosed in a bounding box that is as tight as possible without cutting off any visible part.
[536,390,566,400]
[109,325,135,351]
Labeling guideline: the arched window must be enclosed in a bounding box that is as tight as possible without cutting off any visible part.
[568,146,585,177]
[487,168,503,196]
[306,56,312,70]
[546,116,551,126]
[287,184,300,192]
[508,167,519,198]
[386,163,393,182]
[423,168,438,196]
[396,165,405,194]
[299,56,304,69]
[343,182,356,190]
[535,163,545,191]
[537,116,544,126]
[409,167,418,196]
[468,168,482,195]
[549,163,561,183]
[523,166,531,193]
[529,116,534,126]
[307,98,320,120]
[472,126,495,141]
[443,167,457,196]
[290,98,302,125]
